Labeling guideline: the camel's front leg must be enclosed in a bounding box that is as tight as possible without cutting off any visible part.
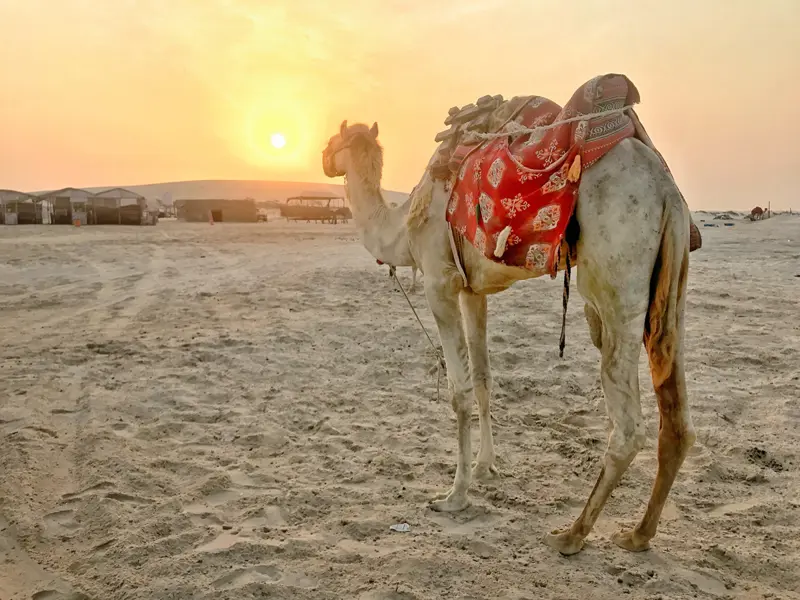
[408,267,418,294]
[425,279,473,512]
[460,291,497,481]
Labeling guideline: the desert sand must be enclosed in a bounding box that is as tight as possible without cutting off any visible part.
[1,215,798,600]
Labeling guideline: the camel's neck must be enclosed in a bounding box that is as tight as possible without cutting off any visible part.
[344,167,414,268]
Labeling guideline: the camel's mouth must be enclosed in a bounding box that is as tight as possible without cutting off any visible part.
[322,146,344,178]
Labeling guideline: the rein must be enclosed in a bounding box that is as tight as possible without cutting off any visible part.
[377,259,446,402]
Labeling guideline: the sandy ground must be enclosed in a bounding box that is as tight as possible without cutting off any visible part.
[1,215,798,600]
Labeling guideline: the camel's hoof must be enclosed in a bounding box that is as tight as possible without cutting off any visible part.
[471,462,499,481]
[543,528,585,556]
[611,529,651,552]
[430,488,453,502]
[429,491,470,513]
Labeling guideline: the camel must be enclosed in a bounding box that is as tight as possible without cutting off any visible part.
[378,260,419,293]
[322,82,697,556]
[402,266,420,293]
[750,206,764,221]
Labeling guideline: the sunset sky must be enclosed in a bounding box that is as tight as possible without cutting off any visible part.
[1,0,798,209]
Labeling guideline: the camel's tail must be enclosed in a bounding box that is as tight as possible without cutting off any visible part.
[644,181,690,387]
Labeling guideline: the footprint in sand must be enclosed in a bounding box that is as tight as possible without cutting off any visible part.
[57,483,152,514]
[196,530,252,553]
[110,421,135,438]
[211,564,315,590]
[708,498,761,518]
[22,425,58,439]
[32,590,91,600]
[359,590,419,600]
[183,468,281,514]
[43,509,79,536]
[183,489,245,514]
[427,506,500,535]
[50,408,82,415]
[105,492,153,505]
[61,481,115,501]
[211,565,281,588]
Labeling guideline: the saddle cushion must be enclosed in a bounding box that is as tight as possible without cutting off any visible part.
[446,74,640,277]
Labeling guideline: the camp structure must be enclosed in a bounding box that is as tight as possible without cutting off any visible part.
[174,198,258,222]
[35,187,95,225]
[91,188,156,225]
[0,189,48,224]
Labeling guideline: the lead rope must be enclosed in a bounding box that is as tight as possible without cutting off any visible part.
[559,244,572,358]
[388,265,446,402]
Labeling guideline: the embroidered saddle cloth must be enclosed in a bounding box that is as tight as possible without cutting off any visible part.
[445,74,640,278]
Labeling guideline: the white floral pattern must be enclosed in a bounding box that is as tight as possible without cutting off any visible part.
[525,243,550,271]
[487,158,506,188]
[517,168,542,183]
[500,193,529,218]
[473,158,483,183]
[447,191,459,215]
[474,228,487,255]
[466,192,475,217]
[583,76,600,102]
[542,163,569,194]
[493,230,522,247]
[532,204,561,231]
[478,192,493,223]
[458,161,468,181]
[574,120,588,143]
[529,96,546,109]
[535,138,565,166]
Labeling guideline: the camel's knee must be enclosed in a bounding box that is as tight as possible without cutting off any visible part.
[653,362,695,453]
[449,387,473,415]
[681,423,697,452]
[607,416,647,463]
[471,369,492,394]
[661,413,696,455]
[584,304,603,350]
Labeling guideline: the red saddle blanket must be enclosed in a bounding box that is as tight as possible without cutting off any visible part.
[446,74,640,278]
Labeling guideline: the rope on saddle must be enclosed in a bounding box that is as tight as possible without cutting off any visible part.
[471,104,638,141]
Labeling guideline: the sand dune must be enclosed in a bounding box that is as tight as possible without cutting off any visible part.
[1,215,798,599]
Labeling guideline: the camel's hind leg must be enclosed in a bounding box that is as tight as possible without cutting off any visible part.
[613,206,695,552]
[543,309,647,555]
[460,290,497,480]
[543,138,666,555]
[612,357,695,551]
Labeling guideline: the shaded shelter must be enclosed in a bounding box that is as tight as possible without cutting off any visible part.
[0,190,42,224]
[37,187,95,225]
[175,198,257,222]
[92,187,150,225]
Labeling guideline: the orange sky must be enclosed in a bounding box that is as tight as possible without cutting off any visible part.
[1,0,798,209]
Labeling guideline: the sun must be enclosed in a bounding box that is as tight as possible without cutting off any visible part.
[270,133,286,149]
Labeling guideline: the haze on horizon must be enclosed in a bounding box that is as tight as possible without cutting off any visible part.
[1,0,798,210]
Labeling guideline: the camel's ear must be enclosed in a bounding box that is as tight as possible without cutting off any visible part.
[340,120,348,137]
[369,122,379,138]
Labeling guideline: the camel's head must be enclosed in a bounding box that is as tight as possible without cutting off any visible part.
[322,120,381,179]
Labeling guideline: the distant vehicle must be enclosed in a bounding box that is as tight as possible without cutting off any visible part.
[280,195,352,224]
